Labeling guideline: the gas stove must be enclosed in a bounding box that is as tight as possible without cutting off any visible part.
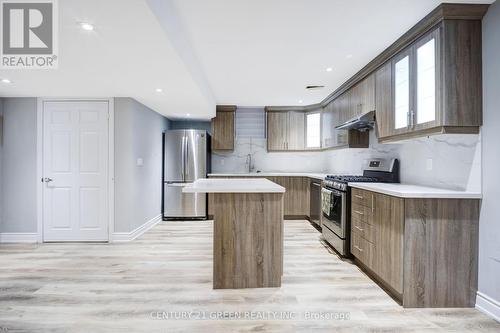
[324,175,381,191]
[323,158,400,191]
[321,158,399,257]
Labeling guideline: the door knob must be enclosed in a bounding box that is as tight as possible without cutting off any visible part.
[44,177,53,183]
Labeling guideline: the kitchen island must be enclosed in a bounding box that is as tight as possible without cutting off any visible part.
[183,178,285,289]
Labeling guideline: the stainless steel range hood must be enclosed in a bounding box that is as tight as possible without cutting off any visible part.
[335,110,376,131]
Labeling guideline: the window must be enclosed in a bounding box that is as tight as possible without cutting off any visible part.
[235,107,265,138]
[306,112,321,148]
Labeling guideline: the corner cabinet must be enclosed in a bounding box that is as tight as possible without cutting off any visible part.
[321,75,373,149]
[376,21,482,142]
[266,110,305,151]
[351,188,480,308]
[211,105,236,151]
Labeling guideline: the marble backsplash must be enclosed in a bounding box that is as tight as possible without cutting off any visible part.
[211,131,481,191]
[212,138,325,173]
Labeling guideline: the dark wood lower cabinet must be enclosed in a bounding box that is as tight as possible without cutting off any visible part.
[208,176,310,218]
[351,188,480,308]
[403,198,479,307]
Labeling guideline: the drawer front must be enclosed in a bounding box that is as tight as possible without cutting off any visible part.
[351,203,374,225]
[351,188,373,208]
[351,217,376,243]
[351,232,375,269]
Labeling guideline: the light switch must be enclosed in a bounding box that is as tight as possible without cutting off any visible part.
[137,158,144,167]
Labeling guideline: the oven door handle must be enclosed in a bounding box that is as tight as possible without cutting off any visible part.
[322,187,345,197]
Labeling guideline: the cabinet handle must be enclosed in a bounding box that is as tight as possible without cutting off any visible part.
[354,225,364,232]
[371,195,374,213]
[354,194,364,199]
[354,210,364,216]
[354,245,363,252]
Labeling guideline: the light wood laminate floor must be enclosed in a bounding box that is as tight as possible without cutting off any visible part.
[1,220,499,332]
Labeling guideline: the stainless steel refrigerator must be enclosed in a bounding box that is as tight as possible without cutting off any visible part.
[163,129,210,219]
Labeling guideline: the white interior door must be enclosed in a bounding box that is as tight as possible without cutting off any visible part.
[43,101,109,241]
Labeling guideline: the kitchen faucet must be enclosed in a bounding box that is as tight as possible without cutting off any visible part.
[245,154,255,173]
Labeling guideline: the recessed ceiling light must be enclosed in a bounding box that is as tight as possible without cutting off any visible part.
[298,100,303,104]
[346,54,353,59]
[326,67,333,72]
[80,22,94,31]
[186,113,190,117]
[155,88,163,93]
[1,78,11,84]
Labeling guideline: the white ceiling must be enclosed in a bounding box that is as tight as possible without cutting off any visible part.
[0,0,494,120]
[0,0,215,119]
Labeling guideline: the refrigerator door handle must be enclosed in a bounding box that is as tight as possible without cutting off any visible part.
[166,182,189,187]
[181,135,185,181]
[185,135,190,179]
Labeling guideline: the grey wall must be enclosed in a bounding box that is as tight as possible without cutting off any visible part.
[0,98,38,233]
[478,0,500,311]
[170,120,211,133]
[114,98,170,233]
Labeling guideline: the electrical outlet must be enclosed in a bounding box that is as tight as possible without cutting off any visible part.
[426,158,433,171]
[136,158,144,167]
[220,158,225,165]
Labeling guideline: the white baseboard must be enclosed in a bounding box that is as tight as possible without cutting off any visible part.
[476,291,500,323]
[111,214,162,242]
[0,233,39,243]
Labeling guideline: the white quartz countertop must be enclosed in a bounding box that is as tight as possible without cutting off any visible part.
[207,172,327,180]
[348,182,482,199]
[183,178,286,193]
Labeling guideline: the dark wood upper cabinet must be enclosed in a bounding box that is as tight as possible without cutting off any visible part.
[375,19,483,142]
[266,111,289,151]
[211,105,236,151]
[287,111,306,150]
[266,110,307,151]
[321,77,371,149]
[268,4,487,146]
[349,74,376,120]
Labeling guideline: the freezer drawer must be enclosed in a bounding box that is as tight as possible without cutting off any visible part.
[164,182,206,219]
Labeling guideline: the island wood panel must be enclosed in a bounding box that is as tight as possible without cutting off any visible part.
[373,193,405,295]
[212,192,284,289]
[403,198,480,307]
[211,108,235,151]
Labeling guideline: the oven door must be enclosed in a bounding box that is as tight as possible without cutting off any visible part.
[321,187,347,238]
